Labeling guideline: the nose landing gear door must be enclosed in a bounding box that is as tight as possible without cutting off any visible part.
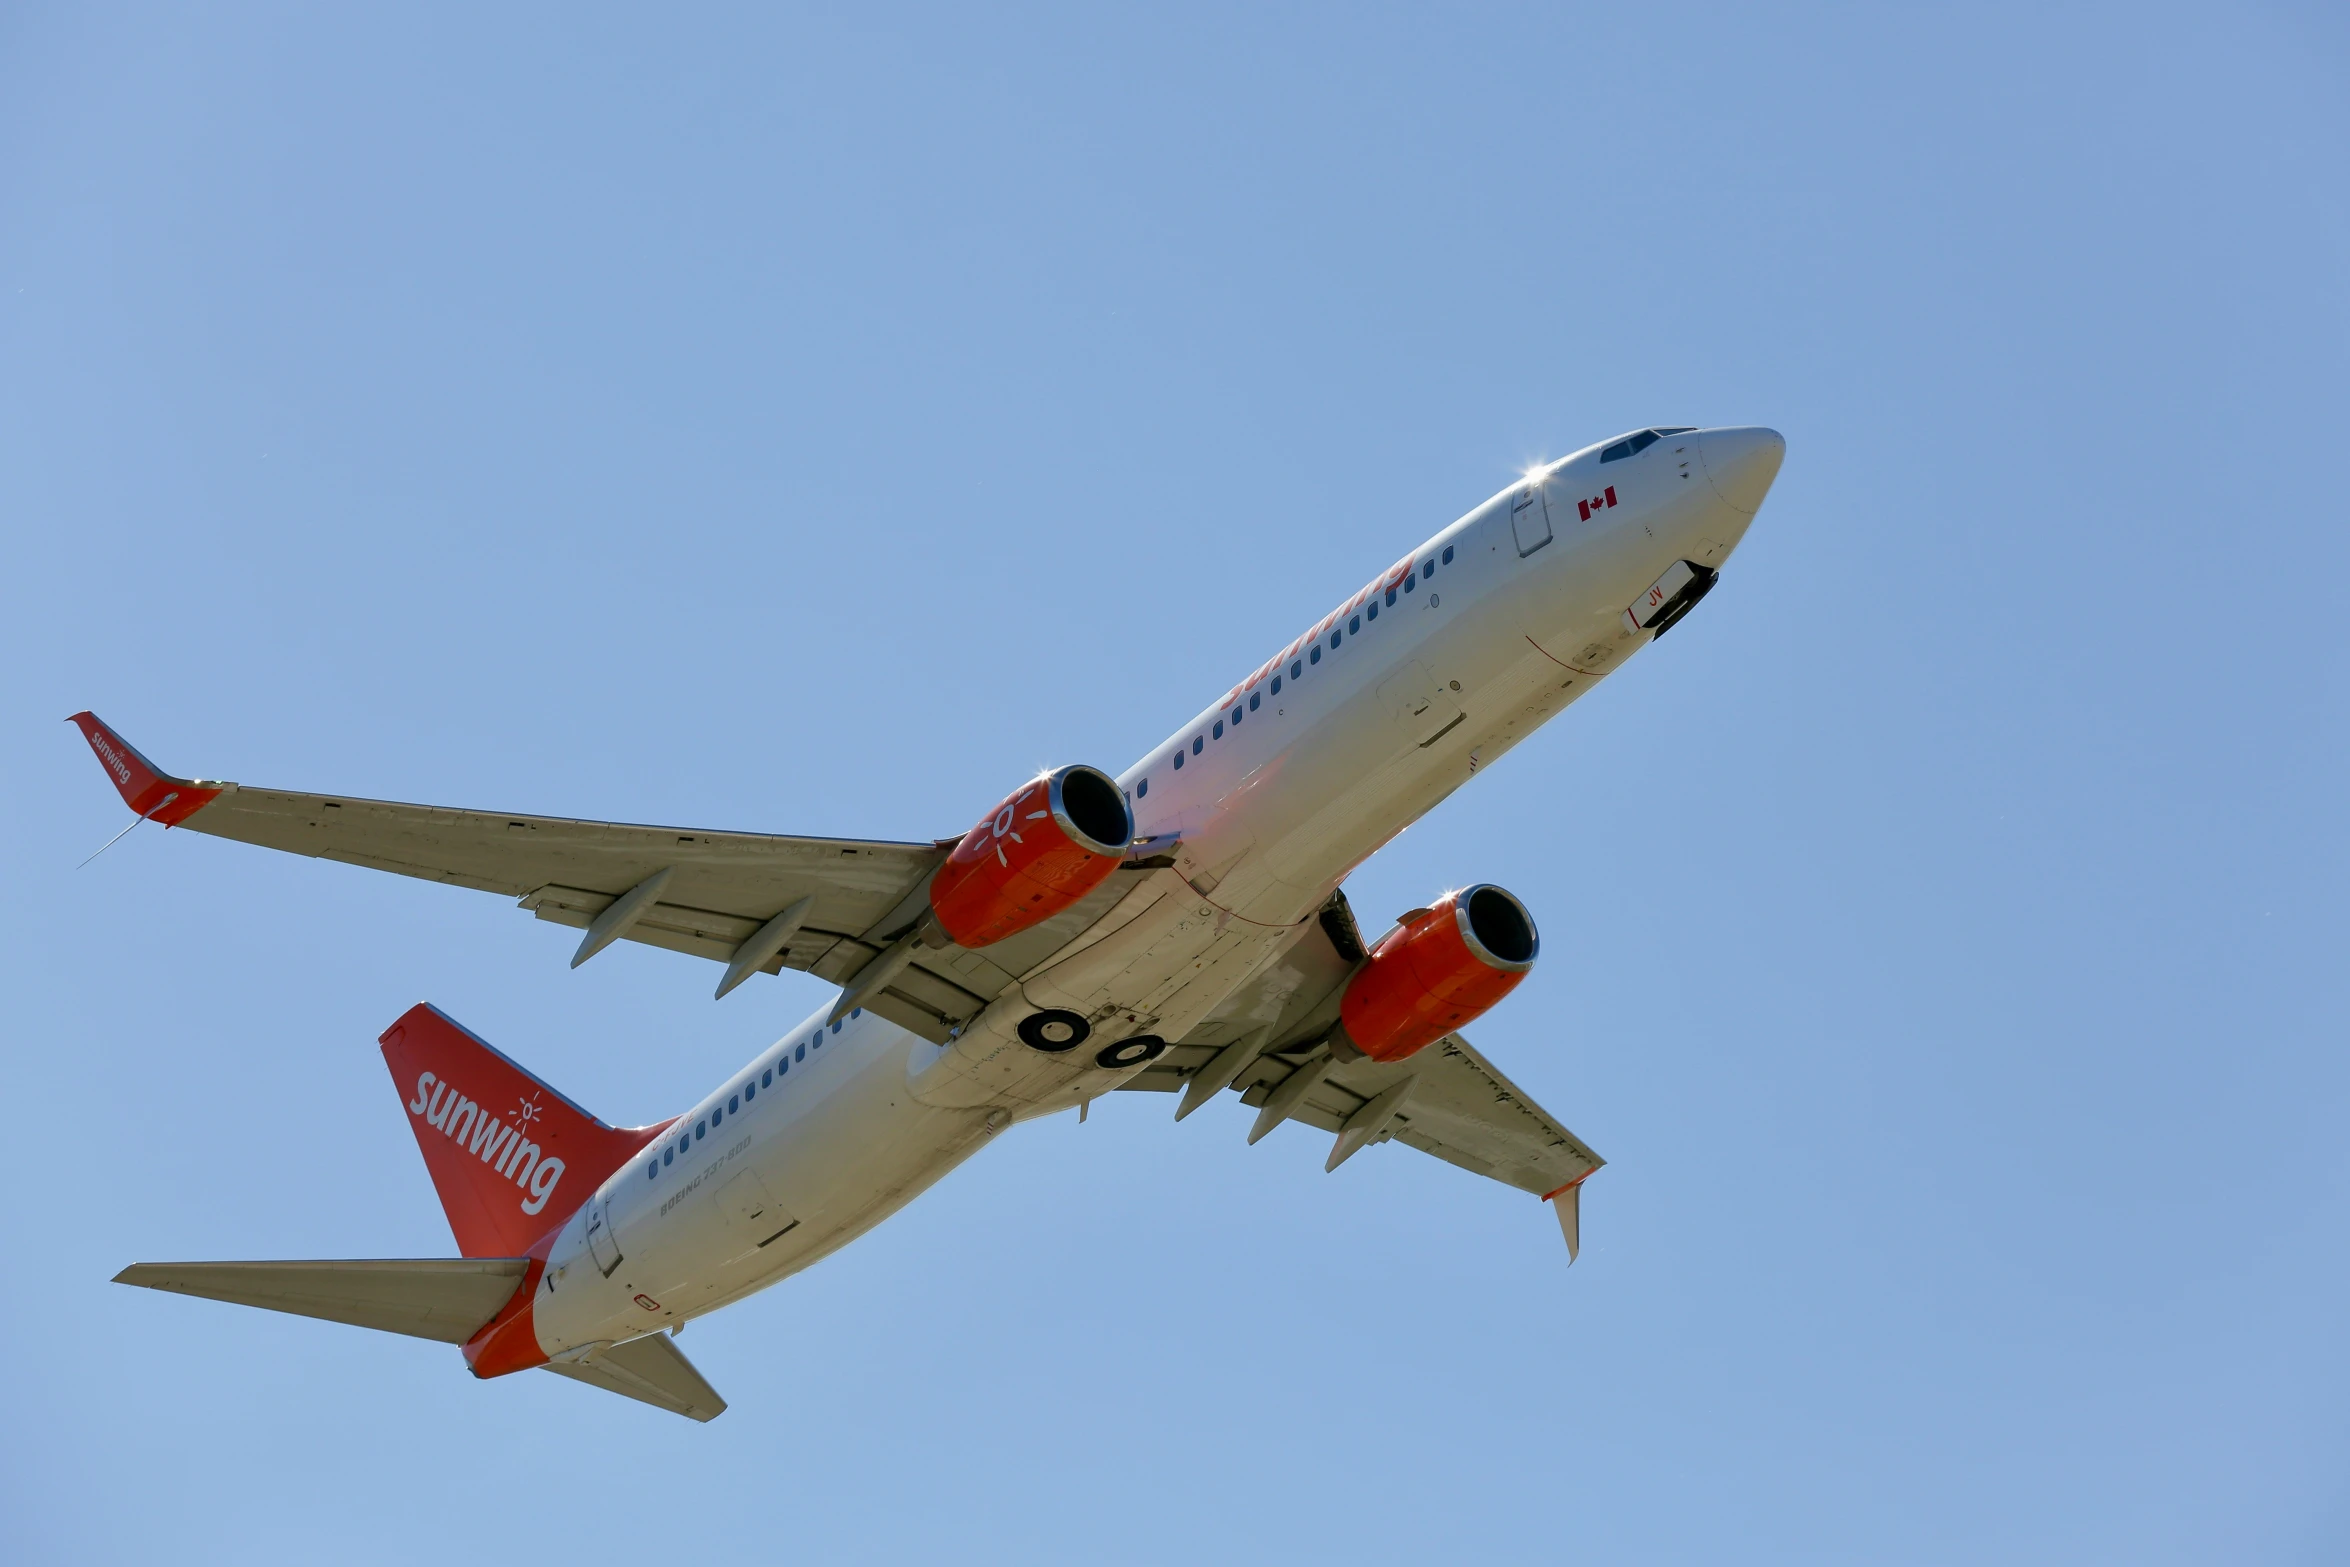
[1511,481,1553,557]
[585,1193,623,1277]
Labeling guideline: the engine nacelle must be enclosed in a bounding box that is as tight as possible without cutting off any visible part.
[1335,885,1538,1063]
[928,765,1135,949]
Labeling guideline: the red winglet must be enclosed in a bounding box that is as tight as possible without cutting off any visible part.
[66,712,223,827]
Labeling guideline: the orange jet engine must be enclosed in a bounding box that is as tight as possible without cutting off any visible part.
[1336,885,1539,1063]
[928,765,1135,949]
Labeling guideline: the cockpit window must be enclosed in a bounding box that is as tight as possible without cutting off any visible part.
[1601,427,1697,462]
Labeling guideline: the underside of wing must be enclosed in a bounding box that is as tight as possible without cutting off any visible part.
[187,779,953,985]
[66,712,1155,1043]
[1133,1030,1603,1195]
[1116,891,1602,1247]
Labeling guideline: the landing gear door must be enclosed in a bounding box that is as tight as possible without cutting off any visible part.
[585,1193,623,1277]
[1511,481,1552,557]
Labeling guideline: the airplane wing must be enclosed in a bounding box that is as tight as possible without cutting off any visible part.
[66,712,1140,1043]
[1119,900,1604,1255]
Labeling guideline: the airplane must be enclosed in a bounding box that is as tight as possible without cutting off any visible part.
[82,423,1784,1421]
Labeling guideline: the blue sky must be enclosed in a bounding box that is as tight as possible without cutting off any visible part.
[4,4,2345,1562]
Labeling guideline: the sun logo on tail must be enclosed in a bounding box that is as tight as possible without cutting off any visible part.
[513,1095,543,1130]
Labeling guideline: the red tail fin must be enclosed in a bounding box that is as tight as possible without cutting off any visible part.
[380,1004,664,1258]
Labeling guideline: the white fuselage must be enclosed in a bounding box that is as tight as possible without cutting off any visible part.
[534,427,1778,1352]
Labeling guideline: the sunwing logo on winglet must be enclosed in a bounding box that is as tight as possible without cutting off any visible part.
[85,730,135,787]
[408,1072,567,1214]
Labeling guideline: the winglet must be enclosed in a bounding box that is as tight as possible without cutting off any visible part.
[1543,1175,1591,1264]
[65,712,225,826]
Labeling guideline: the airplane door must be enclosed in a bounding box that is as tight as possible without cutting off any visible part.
[1511,481,1552,556]
[585,1193,624,1277]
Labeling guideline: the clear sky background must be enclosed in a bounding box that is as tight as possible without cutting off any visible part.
[4,4,2345,1563]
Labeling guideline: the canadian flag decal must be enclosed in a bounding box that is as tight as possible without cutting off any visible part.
[1576,487,1619,522]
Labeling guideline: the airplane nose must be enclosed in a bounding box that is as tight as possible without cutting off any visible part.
[1697,427,1786,514]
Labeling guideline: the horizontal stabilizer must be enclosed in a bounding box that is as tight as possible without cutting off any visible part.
[114,1258,529,1344]
[544,1333,726,1422]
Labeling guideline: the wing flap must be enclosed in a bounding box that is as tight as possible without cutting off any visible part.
[113,1258,530,1344]
[543,1333,726,1422]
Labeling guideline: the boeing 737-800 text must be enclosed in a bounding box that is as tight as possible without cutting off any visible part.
[83,424,1783,1420]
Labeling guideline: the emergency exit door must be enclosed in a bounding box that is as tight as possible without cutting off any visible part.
[1511,482,1552,556]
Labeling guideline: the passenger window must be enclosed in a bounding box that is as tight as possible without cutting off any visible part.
[1231,707,1242,725]
[711,1106,723,1126]
[1422,558,1434,575]
[762,1068,772,1087]
[1310,645,1321,664]
[1248,692,1260,710]
[664,1147,674,1165]
[1271,675,1282,695]
[647,1162,657,1180]
[1348,614,1360,635]
[1403,571,1416,593]
[1384,587,1396,606]
[1329,630,1341,649]
[695,1120,706,1139]
[796,1043,806,1061]
[1213,719,1224,739]
[1192,736,1203,755]
[830,1020,840,1034]
[729,1094,740,1113]
[853,1008,863,1019]
[1172,751,1184,770]
[744,1081,755,1101]
[1367,601,1378,621]
[1441,545,1454,564]
[1290,660,1302,678]
[1136,776,1148,797]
